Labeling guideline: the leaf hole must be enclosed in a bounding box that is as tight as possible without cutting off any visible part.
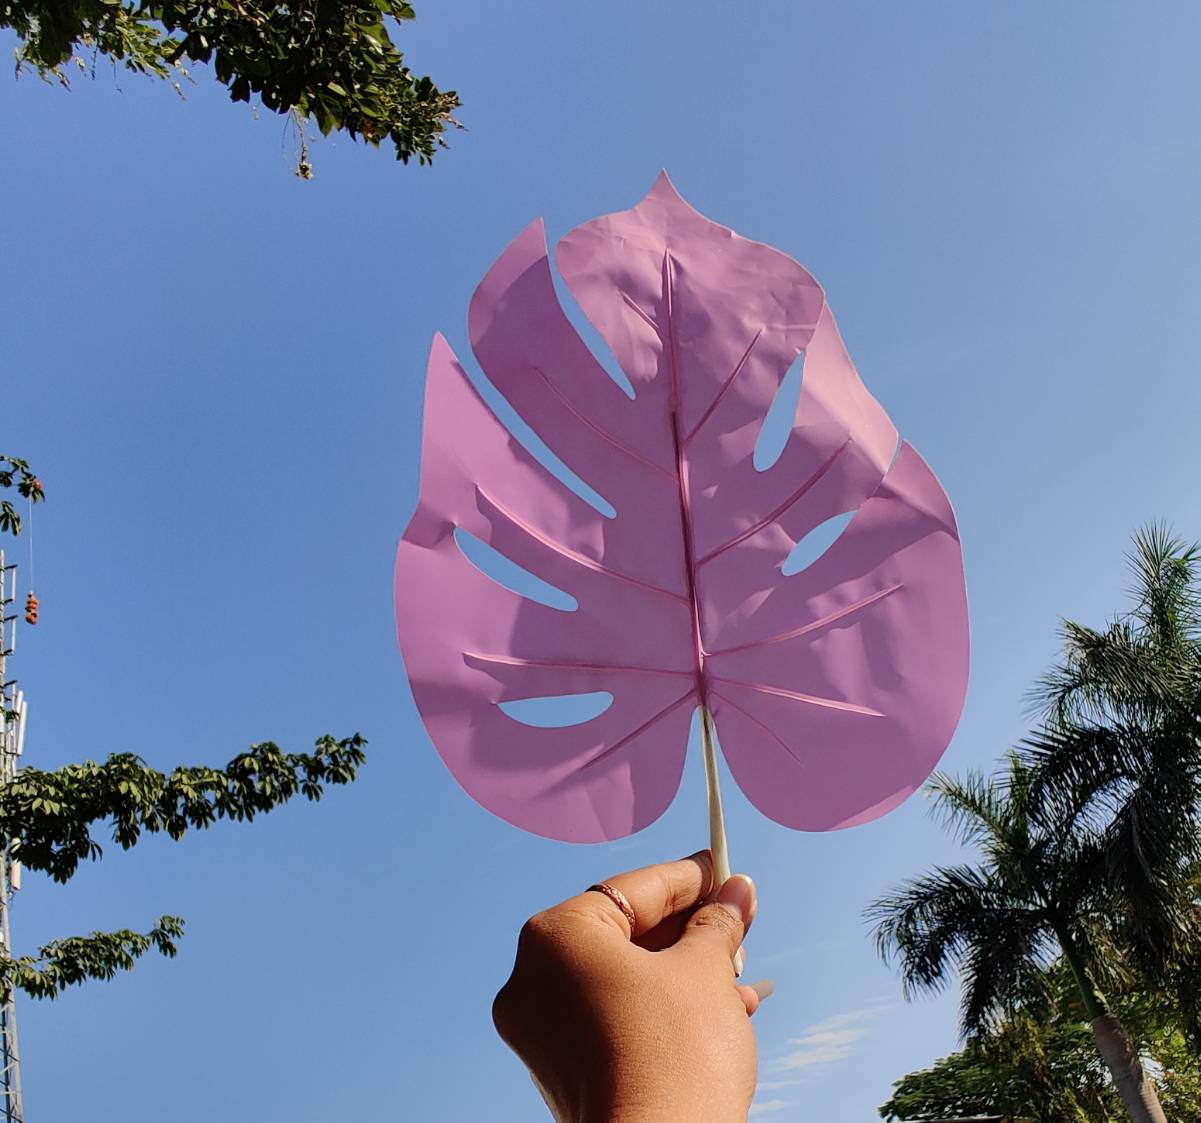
[499,691,614,728]
[753,350,805,471]
[454,527,578,611]
[460,360,617,519]
[550,261,637,399]
[781,510,856,576]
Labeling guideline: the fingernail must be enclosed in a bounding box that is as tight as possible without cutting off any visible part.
[749,978,774,1002]
[733,947,746,976]
[716,874,757,926]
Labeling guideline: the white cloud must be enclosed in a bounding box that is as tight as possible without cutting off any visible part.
[749,1099,791,1116]
[778,1019,867,1071]
[764,1001,894,1080]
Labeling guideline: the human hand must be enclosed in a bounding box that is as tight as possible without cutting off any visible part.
[492,851,770,1123]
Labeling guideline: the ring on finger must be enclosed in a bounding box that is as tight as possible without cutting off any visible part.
[586,882,637,931]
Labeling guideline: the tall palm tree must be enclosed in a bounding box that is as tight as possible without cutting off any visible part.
[868,756,1169,1123]
[1026,525,1201,998]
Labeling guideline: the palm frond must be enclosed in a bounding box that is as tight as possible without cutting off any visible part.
[875,526,1201,1051]
[868,864,1027,1000]
[1128,522,1201,648]
[1101,778,1201,962]
[1029,524,1201,728]
[1032,620,1187,727]
[959,920,1057,1035]
[926,770,1008,848]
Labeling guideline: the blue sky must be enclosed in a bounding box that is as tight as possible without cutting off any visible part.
[2,3,1199,1120]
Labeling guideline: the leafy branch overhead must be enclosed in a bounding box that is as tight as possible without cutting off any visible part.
[0,453,368,1000]
[3,917,184,1000]
[0,458,365,999]
[3,735,367,885]
[0,735,366,999]
[3,1,460,164]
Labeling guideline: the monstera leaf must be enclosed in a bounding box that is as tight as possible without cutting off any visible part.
[395,175,968,843]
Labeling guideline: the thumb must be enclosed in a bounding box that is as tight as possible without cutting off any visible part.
[676,874,757,965]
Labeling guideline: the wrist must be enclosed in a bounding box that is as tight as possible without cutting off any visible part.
[601,1114,745,1123]
[596,1110,746,1123]
[581,1093,748,1123]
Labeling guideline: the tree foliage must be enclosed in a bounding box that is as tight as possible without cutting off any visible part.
[0,462,367,999]
[867,756,1114,1035]
[880,1013,1116,1121]
[6,736,367,885]
[0,736,365,999]
[879,966,1201,1122]
[2,1,460,166]
[0,455,43,537]
[871,526,1201,1122]
[2,917,184,1000]
[1025,526,1201,986]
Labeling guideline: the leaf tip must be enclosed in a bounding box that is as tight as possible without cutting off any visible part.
[428,330,458,363]
[648,168,682,203]
[630,169,711,230]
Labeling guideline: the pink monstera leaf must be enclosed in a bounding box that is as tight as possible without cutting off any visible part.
[395,175,968,842]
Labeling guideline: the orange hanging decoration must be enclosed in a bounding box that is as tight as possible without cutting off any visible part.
[24,482,39,626]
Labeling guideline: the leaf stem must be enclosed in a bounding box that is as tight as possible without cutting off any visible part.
[700,706,731,888]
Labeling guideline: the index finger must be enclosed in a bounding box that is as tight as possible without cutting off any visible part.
[554,850,714,939]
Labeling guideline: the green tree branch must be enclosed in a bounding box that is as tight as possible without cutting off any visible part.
[3,1,460,164]
[0,459,369,1002]
[0,916,184,999]
[3,734,367,884]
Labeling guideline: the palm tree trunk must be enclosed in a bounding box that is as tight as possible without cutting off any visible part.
[1059,934,1168,1123]
[1088,1011,1168,1123]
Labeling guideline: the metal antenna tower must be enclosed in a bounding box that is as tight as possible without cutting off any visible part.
[0,550,25,1123]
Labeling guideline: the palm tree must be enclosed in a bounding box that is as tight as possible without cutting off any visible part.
[868,756,1169,1123]
[1026,525,1201,1005]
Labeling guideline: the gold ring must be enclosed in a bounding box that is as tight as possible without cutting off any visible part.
[586,882,636,931]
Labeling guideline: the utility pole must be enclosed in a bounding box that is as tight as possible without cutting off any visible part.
[0,551,26,1123]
